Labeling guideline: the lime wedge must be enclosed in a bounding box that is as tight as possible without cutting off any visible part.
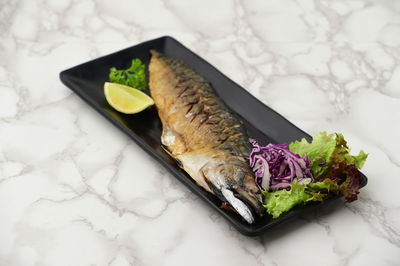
[104,82,154,114]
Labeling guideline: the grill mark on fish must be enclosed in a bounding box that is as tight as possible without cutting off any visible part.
[190,102,203,113]
[149,50,263,224]
[181,91,197,99]
[186,104,194,114]
[190,113,197,122]
[197,111,210,128]
[184,96,200,106]
[177,84,192,96]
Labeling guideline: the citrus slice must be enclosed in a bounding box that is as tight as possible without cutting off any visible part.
[104,82,154,114]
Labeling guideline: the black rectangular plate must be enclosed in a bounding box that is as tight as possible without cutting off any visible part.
[60,36,367,236]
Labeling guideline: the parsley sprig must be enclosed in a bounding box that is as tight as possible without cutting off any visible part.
[109,59,146,90]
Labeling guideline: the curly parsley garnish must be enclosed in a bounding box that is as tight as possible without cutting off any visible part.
[109,59,146,90]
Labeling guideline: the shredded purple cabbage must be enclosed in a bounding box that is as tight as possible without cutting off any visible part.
[248,139,313,190]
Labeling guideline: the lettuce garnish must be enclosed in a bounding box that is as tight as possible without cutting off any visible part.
[253,132,368,218]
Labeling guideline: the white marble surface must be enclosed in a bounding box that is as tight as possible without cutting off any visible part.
[1,0,400,265]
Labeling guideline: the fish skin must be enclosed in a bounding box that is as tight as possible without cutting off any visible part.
[149,50,263,223]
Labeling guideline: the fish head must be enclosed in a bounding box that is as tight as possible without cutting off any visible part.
[201,156,264,224]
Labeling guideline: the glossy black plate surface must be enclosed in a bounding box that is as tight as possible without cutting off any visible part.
[60,36,367,236]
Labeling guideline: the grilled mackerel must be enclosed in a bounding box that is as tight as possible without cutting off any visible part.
[149,50,263,223]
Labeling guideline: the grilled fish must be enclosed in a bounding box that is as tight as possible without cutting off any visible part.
[149,50,263,223]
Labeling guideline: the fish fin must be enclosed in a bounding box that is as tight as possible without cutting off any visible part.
[150,49,159,57]
[161,126,186,155]
[175,151,213,193]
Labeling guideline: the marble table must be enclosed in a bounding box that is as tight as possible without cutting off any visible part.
[1,0,400,265]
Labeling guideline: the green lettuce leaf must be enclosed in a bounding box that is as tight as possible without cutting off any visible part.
[289,132,336,179]
[288,132,367,202]
[289,132,367,179]
[263,179,336,218]
[263,180,312,219]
